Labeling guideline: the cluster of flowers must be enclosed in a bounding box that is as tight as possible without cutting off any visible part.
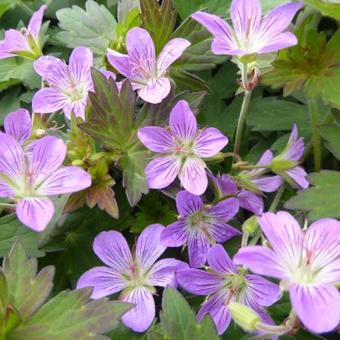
[0,0,339,337]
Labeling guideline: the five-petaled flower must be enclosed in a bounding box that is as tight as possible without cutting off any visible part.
[77,224,187,333]
[32,47,94,120]
[271,124,309,189]
[177,244,280,335]
[138,100,229,195]
[234,211,340,333]
[161,190,240,268]
[0,112,91,231]
[0,5,46,60]
[107,27,191,104]
[191,0,303,57]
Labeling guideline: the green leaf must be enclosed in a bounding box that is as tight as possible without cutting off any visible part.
[80,69,149,206]
[262,18,340,109]
[0,214,42,258]
[2,242,54,320]
[303,0,340,20]
[0,0,15,18]
[9,288,132,339]
[0,88,22,124]
[161,287,219,340]
[56,0,117,57]
[117,0,140,22]
[285,170,340,220]
[319,125,340,160]
[140,0,176,54]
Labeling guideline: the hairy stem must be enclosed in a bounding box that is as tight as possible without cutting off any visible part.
[307,99,321,171]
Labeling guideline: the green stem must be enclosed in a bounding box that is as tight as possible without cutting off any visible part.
[307,99,321,171]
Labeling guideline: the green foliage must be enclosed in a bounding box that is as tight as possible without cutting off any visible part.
[319,125,340,160]
[285,171,340,220]
[0,242,132,339]
[303,0,340,20]
[56,0,117,57]
[262,17,340,109]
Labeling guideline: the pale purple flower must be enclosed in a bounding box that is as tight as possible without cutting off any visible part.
[138,100,229,195]
[161,190,240,268]
[32,47,94,120]
[0,132,91,231]
[177,244,280,335]
[77,224,187,333]
[107,27,191,104]
[234,211,340,333]
[211,174,264,215]
[236,150,283,194]
[0,5,46,60]
[191,0,303,57]
[272,125,309,189]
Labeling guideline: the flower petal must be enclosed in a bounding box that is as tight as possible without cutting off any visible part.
[148,259,188,287]
[234,246,286,279]
[1,29,30,54]
[121,287,155,333]
[207,244,236,274]
[305,218,340,284]
[4,109,32,144]
[169,100,197,141]
[34,56,65,79]
[258,32,298,54]
[37,166,91,195]
[245,275,281,307]
[188,233,210,268]
[179,158,208,195]
[194,128,228,158]
[145,156,180,190]
[93,230,132,270]
[212,174,238,196]
[285,166,309,189]
[16,197,54,232]
[0,132,25,179]
[0,179,15,198]
[237,190,264,215]
[107,49,131,78]
[136,224,166,269]
[76,266,126,299]
[289,283,340,334]
[230,0,261,40]
[137,77,171,104]
[30,136,67,185]
[157,38,191,74]
[176,190,204,216]
[161,220,188,247]
[176,268,222,295]
[27,5,47,41]
[197,291,231,335]
[209,222,241,243]
[258,212,303,272]
[69,47,93,82]
[251,175,283,193]
[208,197,239,221]
[137,127,175,153]
[32,88,68,114]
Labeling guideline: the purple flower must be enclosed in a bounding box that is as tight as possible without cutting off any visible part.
[107,27,191,104]
[77,224,187,333]
[191,0,303,57]
[234,211,340,333]
[138,100,229,195]
[161,190,240,268]
[236,150,283,194]
[212,174,264,215]
[0,5,46,60]
[0,133,91,231]
[177,244,280,335]
[32,47,94,120]
[271,125,309,189]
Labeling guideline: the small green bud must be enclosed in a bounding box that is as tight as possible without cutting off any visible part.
[271,159,297,173]
[242,215,259,234]
[228,303,261,332]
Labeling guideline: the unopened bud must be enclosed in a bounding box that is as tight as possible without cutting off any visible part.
[228,303,260,332]
[33,128,46,138]
[242,216,259,234]
[271,159,296,173]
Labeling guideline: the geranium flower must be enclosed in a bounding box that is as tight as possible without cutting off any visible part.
[191,0,303,57]
[138,100,229,195]
[161,190,240,267]
[177,244,280,335]
[271,125,309,189]
[32,47,94,120]
[0,5,46,60]
[77,224,187,333]
[234,211,340,333]
[0,133,91,231]
[107,27,191,104]
[211,174,264,215]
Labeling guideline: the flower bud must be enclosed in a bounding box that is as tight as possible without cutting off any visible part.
[228,303,261,332]
[242,216,259,235]
[271,159,297,173]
